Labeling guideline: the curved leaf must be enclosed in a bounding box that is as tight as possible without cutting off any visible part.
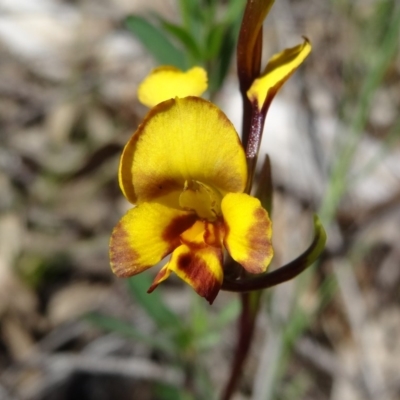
[125,15,187,69]
[127,273,183,331]
[221,214,326,292]
[161,20,202,60]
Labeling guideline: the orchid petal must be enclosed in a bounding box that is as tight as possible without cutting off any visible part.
[147,264,172,293]
[222,215,326,292]
[119,97,247,204]
[247,39,311,111]
[221,193,273,274]
[110,202,196,277]
[147,220,224,304]
[167,244,223,304]
[138,66,208,108]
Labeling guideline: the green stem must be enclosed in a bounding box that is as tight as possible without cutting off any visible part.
[220,291,262,400]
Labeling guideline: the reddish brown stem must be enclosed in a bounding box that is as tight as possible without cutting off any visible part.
[220,291,262,400]
[223,2,276,399]
[237,0,267,149]
[244,107,266,193]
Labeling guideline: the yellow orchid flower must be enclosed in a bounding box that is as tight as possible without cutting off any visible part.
[246,38,311,112]
[110,95,273,304]
[109,1,327,397]
[137,66,208,108]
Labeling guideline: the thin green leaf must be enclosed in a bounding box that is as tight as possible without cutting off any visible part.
[193,363,217,400]
[200,0,217,28]
[154,383,194,400]
[195,331,221,350]
[178,0,203,38]
[211,298,240,330]
[127,273,183,331]
[85,312,174,354]
[213,24,239,92]
[320,2,400,223]
[160,20,203,60]
[125,15,187,69]
[223,0,247,25]
[192,298,240,350]
[190,298,240,351]
[205,23,226,60]
[190,295,210,337]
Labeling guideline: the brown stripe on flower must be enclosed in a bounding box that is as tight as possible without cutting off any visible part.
[204,220,225,248]
[176,248,223,304]
[163,214,197,245]
[261,85,279,114]
[135,176,181,202]
[147,266,171,293]
[109,221,141,278]
[241,207,273,274]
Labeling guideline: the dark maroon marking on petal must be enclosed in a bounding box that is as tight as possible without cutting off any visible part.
[163,214,197,245]
[179,240,206,250]
[178,253,192,269]
[261,86,280,115]
[147,267,170,293]
[137,176,181,202]
[241,207,273,274]
[179,220,207,250]
[109,221,142,278]
[204,219,225,248]
[176,247,223,304]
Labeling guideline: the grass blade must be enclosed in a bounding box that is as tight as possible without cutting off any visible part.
[127,273,183,332]
[125,15,187,69]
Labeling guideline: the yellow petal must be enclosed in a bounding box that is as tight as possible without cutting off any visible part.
[138,66,208,108]
[109,202,196,277]
[221,193,273,274]
[247,38,311,110]
[119,97,247,204]
[165,243,223,304]
[147,221,224,303]
[147,264,172,293]
[180,220,206,247]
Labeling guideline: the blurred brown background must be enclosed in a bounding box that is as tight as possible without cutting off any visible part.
[0,0,400,399]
